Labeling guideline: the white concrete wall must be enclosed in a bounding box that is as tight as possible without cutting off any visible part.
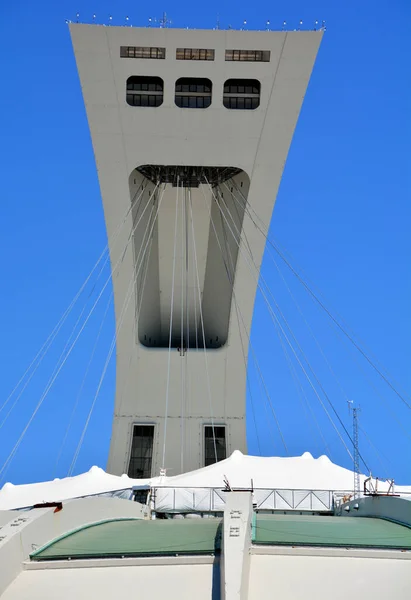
[249,553,411,599]
[338,495,411,526]
[70,25,322,477]
[0,497,146,597]
[0,511,20,528]
[1,564,215,600]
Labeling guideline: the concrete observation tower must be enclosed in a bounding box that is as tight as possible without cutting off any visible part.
[70,24,322,478]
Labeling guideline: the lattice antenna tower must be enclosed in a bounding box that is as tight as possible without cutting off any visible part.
[348,401,361,498]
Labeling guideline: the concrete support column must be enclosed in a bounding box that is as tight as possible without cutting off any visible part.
[221,491,253,600]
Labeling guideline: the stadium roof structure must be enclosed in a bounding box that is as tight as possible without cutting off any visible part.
[1,451,410,511]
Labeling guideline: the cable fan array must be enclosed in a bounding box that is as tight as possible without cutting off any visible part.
[0,172,410,486]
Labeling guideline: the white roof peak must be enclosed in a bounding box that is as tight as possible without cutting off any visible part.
[301,452,314,459]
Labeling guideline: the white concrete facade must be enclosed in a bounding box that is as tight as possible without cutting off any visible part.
[248,552,411,599]
[2,564,216,600]
[0,497,147,598]
[221,492,253,600]
[337,494,411,526]
[1,493,410,599]
[70,25,322,478]
[3,551,410,600]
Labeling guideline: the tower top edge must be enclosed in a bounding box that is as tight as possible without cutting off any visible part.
[68,23,324,37]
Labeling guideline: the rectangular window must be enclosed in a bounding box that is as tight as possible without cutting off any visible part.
[204,426,226,466]
[225,49,270,62]
[176,48,215,61]
[128,425,155,478]
[120,46,166,59]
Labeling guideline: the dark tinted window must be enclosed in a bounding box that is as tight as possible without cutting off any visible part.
[204,426,226,466]
[126,76,164,107]
[128,425,155,478]
[175,78,212,109]
[223,79,260,110]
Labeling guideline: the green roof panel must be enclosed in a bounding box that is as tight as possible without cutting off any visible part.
[31,517,222,561]
[253,514,411,550]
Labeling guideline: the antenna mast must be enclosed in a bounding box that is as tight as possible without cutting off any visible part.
[353,405,361,498]
[159,12,171,28]
[348,401,361,498]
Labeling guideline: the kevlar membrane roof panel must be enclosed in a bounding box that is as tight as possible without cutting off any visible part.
[253,514,411,549]
[31,517,222,561]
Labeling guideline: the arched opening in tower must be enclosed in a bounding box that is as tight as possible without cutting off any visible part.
[130,166,250,350]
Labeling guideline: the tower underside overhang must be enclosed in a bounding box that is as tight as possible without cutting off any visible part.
[130,166,249,350]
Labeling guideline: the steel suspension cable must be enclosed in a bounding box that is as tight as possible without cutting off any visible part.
[274,310,332,457]
[191,188,199,352]
[102,188,160,460]
[54,290,114,475]
[0,182,146,419]
[162,183,180,470]
[330,318,411,442]
[210,184,288,454]
[215,186,331,455]
[225,180,411,411]
[69,185,166,475]
[269,242,406,463]
[189,186,217,464]
[199,183,263,455]
[268,247,354,408]
[185,187,191,460]
[180,182,186,472]
[211,182,359,467]
[0,183,158,481]
[59,192,160,474]
[226,182,408,462]
[358,424,392,479]
[220,185,377,468]
[219,185,328,454]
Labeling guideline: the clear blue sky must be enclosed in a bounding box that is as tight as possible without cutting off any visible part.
[0,0,410,486]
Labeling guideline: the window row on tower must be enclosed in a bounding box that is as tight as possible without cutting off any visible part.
[126,76,261,110]
[121,46,271,62]
[127,423,227,479]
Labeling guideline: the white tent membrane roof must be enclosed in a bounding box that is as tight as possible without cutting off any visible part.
[0,451,410,511]
[154,451,369,490]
